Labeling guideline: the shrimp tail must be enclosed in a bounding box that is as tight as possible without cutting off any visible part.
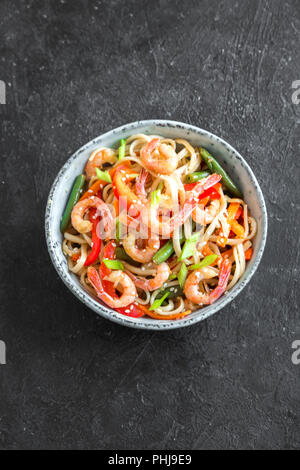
[209,259,232,304]
[135,168,149,200]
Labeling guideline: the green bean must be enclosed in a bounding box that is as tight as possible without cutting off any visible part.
[200,147,242,198]
[115,247,140,266]
[152,234,185,265]
[60,174,86,233]
[185,171,211,184]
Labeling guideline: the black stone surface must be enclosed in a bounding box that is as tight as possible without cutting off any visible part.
[0,0,299,450]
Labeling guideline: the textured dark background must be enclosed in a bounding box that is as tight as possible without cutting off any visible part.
[0,0,299,450]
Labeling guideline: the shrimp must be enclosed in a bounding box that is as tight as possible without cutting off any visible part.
[184,259,232,305]
[142,173,222,236]
[192,199,220,225]
[140,138,178,175]
[123,233,160,263]
[88,267,137,308]
[127,262,170,291]
[71,196,113,235]
[85,148,117,180]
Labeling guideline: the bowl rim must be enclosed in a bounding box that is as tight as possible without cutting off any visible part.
[45,119,268,331]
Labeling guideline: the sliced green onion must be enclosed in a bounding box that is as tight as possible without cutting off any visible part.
[168,273,177,281]
[189,254,218,270]
[179,232,201,261]
[95,168,112,183]
[178,263,188,288]
[151,189,162,206]
[103,259,124,270]
[149,291,170,311]
[157,286,183,300]
[115,217,122,243]
[118,138,126,160]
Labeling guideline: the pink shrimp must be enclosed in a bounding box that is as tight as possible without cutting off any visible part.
[126,262,170,291]
[71,196,113,235]
[123,233,160,263]
[192,199,220,225]
[140,138,178,175]
[88,267,137,308]
[184,259,232,305]
[142,173,222,236]
[85,148,117,180]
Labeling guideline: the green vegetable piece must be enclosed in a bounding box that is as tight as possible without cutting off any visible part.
[200,147,242,198]
[156,286,183,300]
[60,174,86,233]
[178,263,188,288]
[103,259,124,270]
[185,171,211,184]
[151,189,162,206]
[118,138,126,160]
[115,247,140,266]
[152,234,185,264]
[95,168,112,183]
[189,254,218,270]
[149,291,170,311]
[179,232,201,261]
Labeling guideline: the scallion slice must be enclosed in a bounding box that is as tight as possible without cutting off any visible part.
[189,254,218,270]
[149,291,170,311]
[179,232,201,261]
[178,263,188,288]
[103,259,124,270]
[95,168,112,183]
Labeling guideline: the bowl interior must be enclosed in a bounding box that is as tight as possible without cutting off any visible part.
[45,120,267,330]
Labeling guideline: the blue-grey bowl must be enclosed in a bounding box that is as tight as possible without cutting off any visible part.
[45,120,268,330]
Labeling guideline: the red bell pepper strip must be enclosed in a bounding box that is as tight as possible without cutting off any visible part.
[245,247,253,260]
[84,209,102,266]
[115,304,145,318]
[99,240,117,279]
[184,183,221,200]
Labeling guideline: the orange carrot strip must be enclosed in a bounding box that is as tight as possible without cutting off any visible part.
[114,199,119,217]
[222,248,233,259]
[72,252,81,262]
[138,304,191,320]
[235,206,243,219]
[231,220,245,238]
[245,247,253,260]
[79,179,104,201]
[217,203,241,247]
[217,231,228,248]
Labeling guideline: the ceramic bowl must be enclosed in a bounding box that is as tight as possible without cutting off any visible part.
[45,120,267,330]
